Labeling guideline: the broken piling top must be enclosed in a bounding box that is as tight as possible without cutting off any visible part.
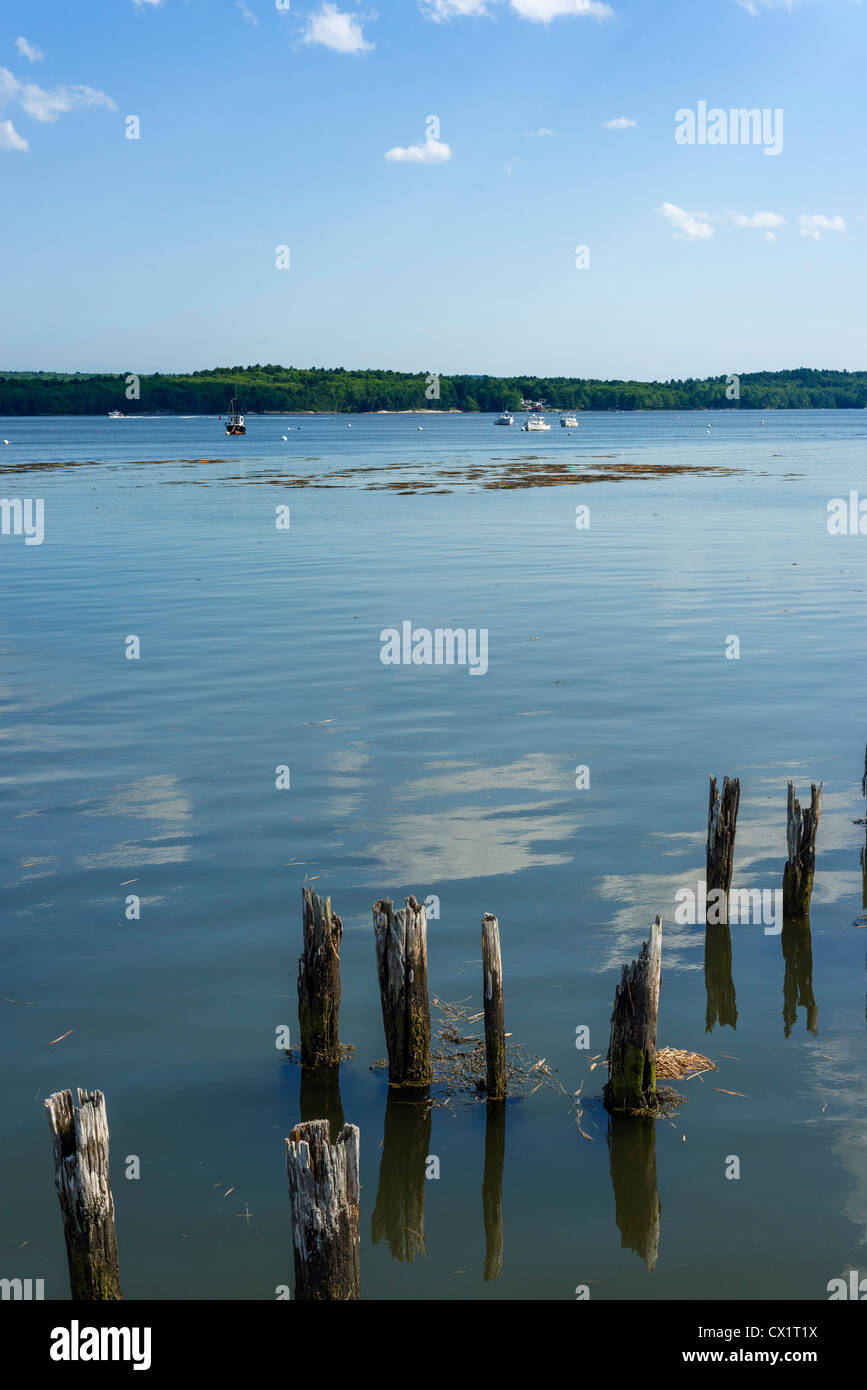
[603,916,663,1114]
[482,913,506,1103]
[786,780,822,866]
[298,888,343,1068]
[707,775,741,896]
[301,888,342,965]
[286,1119,360,1301]
[783,780,822,917]
[372,896,432,1089]
[45,1088,122,1300]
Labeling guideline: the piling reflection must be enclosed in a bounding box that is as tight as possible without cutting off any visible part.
[299,1066,345,1136]
[781,912,818,1037]
[608,1113,660,1271]
[704,923,738,1032]
[482,1101,505,1282]
[371,1092,431,1262]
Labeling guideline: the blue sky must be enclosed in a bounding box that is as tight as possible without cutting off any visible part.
[0,0,863,378]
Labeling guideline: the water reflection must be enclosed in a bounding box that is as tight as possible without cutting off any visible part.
[704,923,738,1032]
[781,912,818,1038]
[608,1114,661,1271]
[482,1102,505,1282]
[371,1093,431,1262]
[299,1066,345,1136]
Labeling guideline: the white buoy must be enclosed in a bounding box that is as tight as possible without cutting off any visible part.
[2,439,9,445]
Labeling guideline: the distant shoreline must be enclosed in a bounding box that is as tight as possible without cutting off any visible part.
[1,405,864,419]
[2,367,865,416]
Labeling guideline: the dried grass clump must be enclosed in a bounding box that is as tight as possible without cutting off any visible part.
[428,996,564,1107]
[655,1047,716,1080]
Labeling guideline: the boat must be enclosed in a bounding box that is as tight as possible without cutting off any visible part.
[522,415,550,432]
[108,410,124,419]
[560,413,578,428]
[225,395,246,435]
[495,411,514,426]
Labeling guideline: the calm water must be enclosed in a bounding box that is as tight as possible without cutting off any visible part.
[2,410,866,1300]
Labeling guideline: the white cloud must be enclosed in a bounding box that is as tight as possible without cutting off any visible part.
[0,118,28,151]
[422,0,612,19]
[304,3,374,52]
[236,1,259,24]
[132,0,165,7]
[524,127,556,136]
[0,68,19,105]
[764,231,779,242]
[0,67,116,125]
[737,0,807,12]
[385,137,452,163]
[509,0,613,17]
[20,82,116,123]
[603,116,636,129]
[422,0,491,16]
[657,201,713,241]
[15,37,43,63]
[799,213,846,240]
[727,209,786,229]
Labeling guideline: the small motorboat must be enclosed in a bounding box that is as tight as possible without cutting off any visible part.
[495,411,514,426]
[522,415,550,432]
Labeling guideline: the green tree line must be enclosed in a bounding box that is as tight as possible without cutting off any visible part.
[2,365,866,415]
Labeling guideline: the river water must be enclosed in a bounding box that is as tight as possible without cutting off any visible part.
[2,409,865,1299]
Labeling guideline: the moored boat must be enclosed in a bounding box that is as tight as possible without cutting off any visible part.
[522,415,550,431]
[225,395,246,435]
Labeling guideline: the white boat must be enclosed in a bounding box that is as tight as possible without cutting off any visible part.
[522,415,550,432]
[560,413,578,428]
[108,410,124,418]
[495,411,514,426]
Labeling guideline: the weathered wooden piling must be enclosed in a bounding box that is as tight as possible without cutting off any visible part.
[707,775,741,918]
[298,888,343,1068]
[603,916,662,1113]
[285,1119,360,1300]
[45,1089,122,1300]
[482,913,506,1102]
[372,896,431,1089]
[783,780,822,918]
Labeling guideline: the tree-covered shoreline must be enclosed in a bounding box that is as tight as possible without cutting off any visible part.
[1,365,865,416]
